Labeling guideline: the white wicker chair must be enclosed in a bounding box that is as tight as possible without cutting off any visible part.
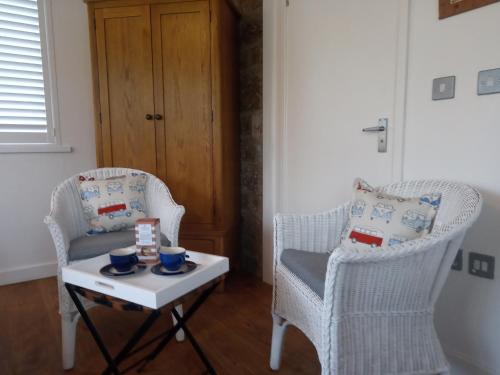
[270,180,482,375]
[44,168,185,370]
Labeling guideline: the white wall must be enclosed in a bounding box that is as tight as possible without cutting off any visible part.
[263,0,500,372]
[0,0,96,285]
[262,0,285,284]
[404,1,500,373]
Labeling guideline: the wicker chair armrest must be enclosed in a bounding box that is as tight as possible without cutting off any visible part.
[44,214,70,267]
[146,178,185,247]
[273,203,350,266]
[321,233,455,323]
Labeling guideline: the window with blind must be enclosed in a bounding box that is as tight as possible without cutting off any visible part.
[0,0,55,144]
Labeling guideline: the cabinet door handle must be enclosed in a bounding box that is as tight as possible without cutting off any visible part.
[154,114,163,120]
[145,114,153,120]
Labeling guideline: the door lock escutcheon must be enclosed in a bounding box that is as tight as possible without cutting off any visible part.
[362,118,388,153]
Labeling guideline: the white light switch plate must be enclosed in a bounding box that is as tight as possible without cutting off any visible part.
[478,68,500,95]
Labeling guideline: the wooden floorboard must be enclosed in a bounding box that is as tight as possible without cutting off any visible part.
[0,275,321,374]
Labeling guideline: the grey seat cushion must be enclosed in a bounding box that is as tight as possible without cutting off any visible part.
[68,230,170,261]
[280,249,330,299]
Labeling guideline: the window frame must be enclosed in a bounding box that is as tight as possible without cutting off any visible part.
[0,0,71,153]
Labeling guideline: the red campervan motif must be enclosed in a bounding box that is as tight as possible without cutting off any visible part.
[97,202,127,216]
[349,226,384,248]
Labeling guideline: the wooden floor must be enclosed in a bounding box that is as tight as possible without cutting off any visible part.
[0,275,320,375]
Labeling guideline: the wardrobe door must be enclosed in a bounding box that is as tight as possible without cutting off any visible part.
[95,6,157,174]
[151,2,214,226]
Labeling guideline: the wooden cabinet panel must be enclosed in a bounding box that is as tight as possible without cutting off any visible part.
[151,2,214,225]
[95,6,157,174]
[179,238,215,254]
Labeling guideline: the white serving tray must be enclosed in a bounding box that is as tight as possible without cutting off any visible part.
[62,251,229,309]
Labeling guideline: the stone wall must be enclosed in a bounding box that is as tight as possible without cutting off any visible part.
[232,0,263,276]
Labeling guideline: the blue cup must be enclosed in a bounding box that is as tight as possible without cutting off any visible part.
[109,248,139,272]
[159,247,186,271]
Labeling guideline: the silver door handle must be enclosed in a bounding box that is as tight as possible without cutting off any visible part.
[362,118,388,153]
[362,126,385,132]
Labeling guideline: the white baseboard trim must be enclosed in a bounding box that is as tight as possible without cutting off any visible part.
[0,261,57,286]
[444,345,496,375]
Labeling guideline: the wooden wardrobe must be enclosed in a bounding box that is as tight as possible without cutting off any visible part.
[85,0,240,263]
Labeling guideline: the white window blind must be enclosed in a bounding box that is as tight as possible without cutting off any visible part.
[0,0,50,143]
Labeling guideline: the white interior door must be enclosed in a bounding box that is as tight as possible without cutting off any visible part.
[283,0,405,213]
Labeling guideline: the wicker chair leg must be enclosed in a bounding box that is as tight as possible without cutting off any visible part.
[61,311,80,370]
[270,314,290,371]
[172,304,185,342]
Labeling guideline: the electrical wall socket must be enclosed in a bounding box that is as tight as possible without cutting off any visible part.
[451,249,463,271]
[468,252,495,279]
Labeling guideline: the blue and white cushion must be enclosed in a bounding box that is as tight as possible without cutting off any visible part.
[340,178,441,251]
[78,174,148,234]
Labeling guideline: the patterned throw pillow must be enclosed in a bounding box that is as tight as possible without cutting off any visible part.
[340,179,441,250]
[78,174,147,234]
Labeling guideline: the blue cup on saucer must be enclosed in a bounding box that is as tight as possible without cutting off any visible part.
[109,248,139,272]
[159,247,186,271]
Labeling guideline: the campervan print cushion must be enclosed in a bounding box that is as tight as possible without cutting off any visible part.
[340,179,441,251]
[78,173,147,234]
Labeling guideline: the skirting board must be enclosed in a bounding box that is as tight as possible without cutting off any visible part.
[444,345,495,375]
[0,261,57,286]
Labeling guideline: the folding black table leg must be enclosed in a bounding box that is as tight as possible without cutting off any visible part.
[65,283,120,375]
[172,308,217,375]
[101,309,161,375]
[136,281,219,373]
